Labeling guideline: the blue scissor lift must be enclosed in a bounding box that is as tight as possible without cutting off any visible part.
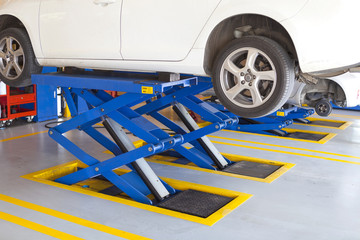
[32,72,241,207]
[205,99,314,136]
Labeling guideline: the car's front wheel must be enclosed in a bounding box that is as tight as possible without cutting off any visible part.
[213,36,295,118]
[0,28,42,87]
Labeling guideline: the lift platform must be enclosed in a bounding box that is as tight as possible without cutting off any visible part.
[31,72,258,219]
[256,106,315,136]
[203,98,314,136]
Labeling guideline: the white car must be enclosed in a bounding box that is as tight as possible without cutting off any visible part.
[287,72,360,116]
[0,0,360,118]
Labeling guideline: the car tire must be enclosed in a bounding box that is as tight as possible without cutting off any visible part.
[213,36,295,118]
[315,99,332,116]
[0,28,42,87]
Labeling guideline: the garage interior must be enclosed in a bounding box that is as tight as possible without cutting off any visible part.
[1,0,360,239]
[0,72,359,240]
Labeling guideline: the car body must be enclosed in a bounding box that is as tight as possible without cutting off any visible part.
[0,0,359,117]
[287,73,360,115]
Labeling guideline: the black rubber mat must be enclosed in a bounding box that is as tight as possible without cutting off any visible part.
[223,161,281,179]
[308,120,344,128]
[285,132,326,141]
[99,185,123,196]
[157,189,233,218]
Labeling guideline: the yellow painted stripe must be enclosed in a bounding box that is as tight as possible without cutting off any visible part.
[294,117,352,130]
[210,140,360,165]
[208,135,360,160]
[326,113,360,120]
[222,128,336,144]
[0,131,48,143]
[0,211,83,240]
[198,122,336,144]
[0,194,151,240]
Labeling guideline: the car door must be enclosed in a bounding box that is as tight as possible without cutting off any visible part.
[121,0,221,61]
[39,0,122,59]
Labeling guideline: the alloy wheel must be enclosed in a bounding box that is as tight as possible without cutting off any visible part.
[0,36,25,80]
[219,47,277,108]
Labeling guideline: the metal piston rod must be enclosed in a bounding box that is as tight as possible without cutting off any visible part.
[103,118,170,201]
[172,103,228,170]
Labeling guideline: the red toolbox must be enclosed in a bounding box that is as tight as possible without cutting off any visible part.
[0,84,37,127]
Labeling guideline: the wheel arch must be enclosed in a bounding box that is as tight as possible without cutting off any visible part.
[301,78,347,107]
[326,79,348,107]
[0,14,42,59]
[203,14,298,75]
[0,15,43,87]
[0,14,30,34]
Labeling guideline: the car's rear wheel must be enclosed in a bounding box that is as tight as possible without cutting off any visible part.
[315,99,332,116]
[213,36,295,118]
[0,28,42,87]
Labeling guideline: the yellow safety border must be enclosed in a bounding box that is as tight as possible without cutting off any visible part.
[105,141,295,183]
[198,122,336,144]
[278,128,337,144]
[328,113,360,120]
[294,117,352,130]
[280,128,337,144]
[22,161,252,226]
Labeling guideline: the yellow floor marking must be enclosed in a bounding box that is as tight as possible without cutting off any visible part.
[222,128,336,144]
[327,113,360,120]
[294,117,352,130]
[209,140,360,165]
[0,131,48,143]
[198,122,336,144]
[22,161,252,226]
[208,135,360,160]
[0,211,83,240]
[0,194,151,240]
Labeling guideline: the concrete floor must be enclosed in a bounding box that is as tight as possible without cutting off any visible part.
[0,109,360,240]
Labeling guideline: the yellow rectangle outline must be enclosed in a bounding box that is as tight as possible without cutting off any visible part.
[22,161,252,226]
[198,122,336,144]
[280,128,337,144]
[293,117,352,130]
[106,140,295,183]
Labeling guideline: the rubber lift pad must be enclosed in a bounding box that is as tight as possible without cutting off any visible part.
[309,120,343,128]
[223,161,281,179]
[157,189,233,218]
[285,132,326,141]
